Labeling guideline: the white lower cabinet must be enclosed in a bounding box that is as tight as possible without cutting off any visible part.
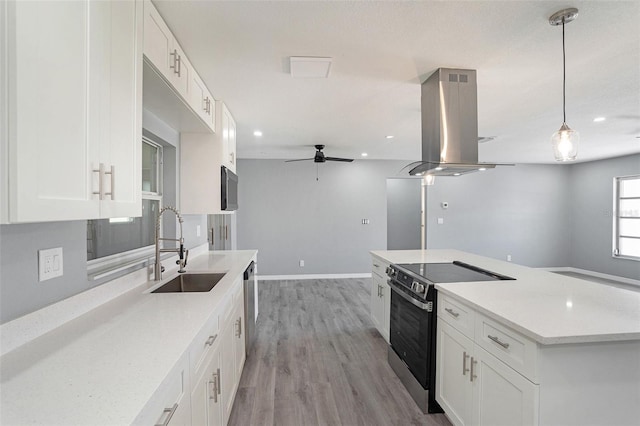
[191,343,222,426]
[436,295,539,426]
[437,321,474,426]
[140,277,247,426]
[472,346,538,426]
[370,257,391,343]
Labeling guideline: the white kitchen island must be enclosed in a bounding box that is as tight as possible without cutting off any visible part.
[371,249,640,426]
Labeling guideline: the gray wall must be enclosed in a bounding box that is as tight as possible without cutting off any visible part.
[425,164,573,267]
[236,159,408,275]
[569,154,640,279]
[387,178,422,250]
[0,110,208,324]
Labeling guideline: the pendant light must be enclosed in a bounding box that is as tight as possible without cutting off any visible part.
[549,8,579,162]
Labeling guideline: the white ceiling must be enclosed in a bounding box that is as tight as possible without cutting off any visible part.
[154,0,640,164]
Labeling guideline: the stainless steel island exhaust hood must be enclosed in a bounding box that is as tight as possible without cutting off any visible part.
[409,68,506,176]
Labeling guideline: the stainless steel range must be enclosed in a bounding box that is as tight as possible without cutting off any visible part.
[386,261,514,414]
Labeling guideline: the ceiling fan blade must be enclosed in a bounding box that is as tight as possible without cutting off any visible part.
[284,158,315,162]
[325,157,354,162]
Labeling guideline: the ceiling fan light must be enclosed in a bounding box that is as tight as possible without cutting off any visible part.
[551,123,579,161]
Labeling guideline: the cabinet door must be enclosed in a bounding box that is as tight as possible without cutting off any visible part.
[191,346,223,426]
[221,105,237,172]
[5,0,100,222]
[143,0,172,80]
[370,274,383,331]
[233,294,246,381]
[381,280,391,342]
[220,315,236,424]
[94,0,142,218]
[436,320,474,426]
[472,346,539,426]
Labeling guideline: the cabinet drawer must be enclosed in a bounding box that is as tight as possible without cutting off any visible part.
[438,294,475,339]
[371,258,389,278]
[475,313,538,383]
[189,311,219,379]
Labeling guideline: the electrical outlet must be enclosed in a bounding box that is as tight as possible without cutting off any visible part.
[196,225,201,237]
[39,247,63,281]
[507,254,512,262]
[437,217,444,225]
[299,260,305,267]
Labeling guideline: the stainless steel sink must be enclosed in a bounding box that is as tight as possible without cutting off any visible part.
[151,273,226,293]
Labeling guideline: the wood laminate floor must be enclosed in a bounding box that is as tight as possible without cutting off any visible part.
[228,278,451,426]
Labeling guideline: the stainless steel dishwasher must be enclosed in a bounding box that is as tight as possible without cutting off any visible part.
[243,261,256,354]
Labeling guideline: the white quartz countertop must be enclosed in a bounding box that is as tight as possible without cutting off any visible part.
[0,250,257,425]
[371,249,640,345]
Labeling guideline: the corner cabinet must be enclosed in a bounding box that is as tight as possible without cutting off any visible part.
[370,256,391,343]
[1,0,142,223]
[180,101,237,214]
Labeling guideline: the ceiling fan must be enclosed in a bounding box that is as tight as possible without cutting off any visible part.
[285,145,354,163]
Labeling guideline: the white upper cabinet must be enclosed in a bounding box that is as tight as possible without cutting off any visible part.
[1,0,142,223]
[221,103,237,173]
[143,0,215,134]
[189,72,216,131]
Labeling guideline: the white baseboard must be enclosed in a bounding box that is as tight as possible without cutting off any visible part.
[539,266,640,287]
[258,273,372,281]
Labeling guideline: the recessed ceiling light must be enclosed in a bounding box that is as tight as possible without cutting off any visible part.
[361,152,368,157]
[593,117,606,123]
[478,168,487,171]
[386,135,394,139]
[453,173,461,176]
[253,130,263,137]
[435,167,443,171]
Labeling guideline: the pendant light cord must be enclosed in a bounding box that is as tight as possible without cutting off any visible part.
[562,17,566,124]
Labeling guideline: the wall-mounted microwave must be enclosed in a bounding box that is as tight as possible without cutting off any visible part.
[221,166,238,211]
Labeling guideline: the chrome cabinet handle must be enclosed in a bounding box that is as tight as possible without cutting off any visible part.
[470,357,477,382]
[170,50,181,76]
[462,351,470,375]
[373,263,379,268]
[488,335,510,349]
[445,307,460,318]
[155,403,178,426]
[170,49,178,72]
[216,367,221,394]
[104,165,114,200]
[379,285,383,297]
[209,373,218,402]
[235,317,242,337]
[92,163,104,200]
[92,164,114,200]
[205,334,217,347]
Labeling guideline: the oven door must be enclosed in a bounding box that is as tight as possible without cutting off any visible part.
[389,282,433,389]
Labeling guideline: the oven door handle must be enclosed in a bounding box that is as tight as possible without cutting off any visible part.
[388,280,433,312]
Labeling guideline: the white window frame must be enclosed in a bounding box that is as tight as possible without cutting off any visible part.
[613,174,640,261]
[87,138,164,279]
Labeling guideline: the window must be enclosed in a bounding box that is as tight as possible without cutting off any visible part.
[87,137,175,279]
[613,175,640,260]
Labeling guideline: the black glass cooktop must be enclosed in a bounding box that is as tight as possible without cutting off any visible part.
[397,261,514,284]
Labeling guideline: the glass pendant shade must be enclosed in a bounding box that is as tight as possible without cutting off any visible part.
[551,122,579,161]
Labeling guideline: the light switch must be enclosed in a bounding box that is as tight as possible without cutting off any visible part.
[39,247,63,281]
[437,218,444,225]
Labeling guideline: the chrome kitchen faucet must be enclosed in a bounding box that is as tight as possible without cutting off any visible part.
[154,206,188,280]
